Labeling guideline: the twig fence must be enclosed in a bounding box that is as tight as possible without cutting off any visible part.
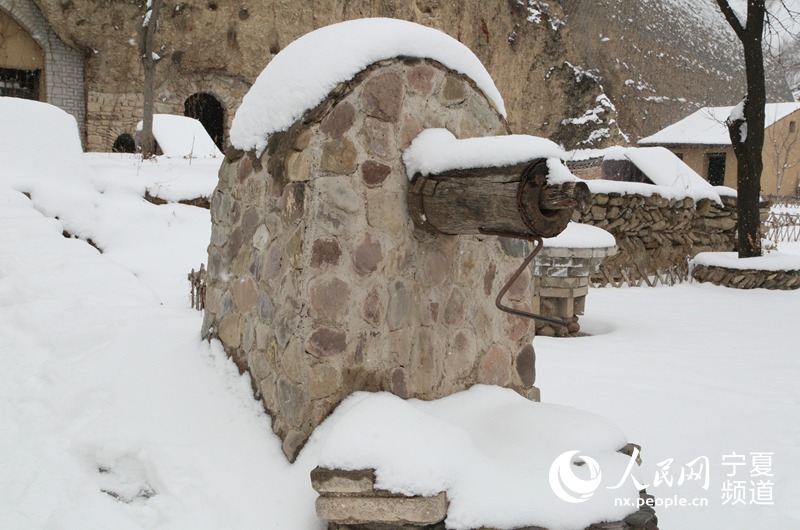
[591,259,689,288]
[763,211,800,243]
[188,264,207,310]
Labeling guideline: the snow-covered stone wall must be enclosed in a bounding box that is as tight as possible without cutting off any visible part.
[577,191,742,283]
[203,58,541,461]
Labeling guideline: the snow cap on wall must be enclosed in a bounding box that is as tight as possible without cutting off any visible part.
[403,128,567,179]
[229,18,506,154]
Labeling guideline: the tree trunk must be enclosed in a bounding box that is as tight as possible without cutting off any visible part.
[139,0,162,159]
[716,0,766,258]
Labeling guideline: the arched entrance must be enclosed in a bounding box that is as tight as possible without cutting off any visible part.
[0,9,44,100]
[184,93,224,149]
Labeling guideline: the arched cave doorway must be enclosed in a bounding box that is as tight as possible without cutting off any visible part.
[112,133,136,153]
[184,93,224,150]
[0,9,44,100]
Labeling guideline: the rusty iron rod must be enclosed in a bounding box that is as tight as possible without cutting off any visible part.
[490,235,568,328]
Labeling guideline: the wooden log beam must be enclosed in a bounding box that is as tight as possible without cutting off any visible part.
[407,159,589,239]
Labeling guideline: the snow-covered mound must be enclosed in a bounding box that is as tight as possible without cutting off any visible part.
[0,96,86,186]
[136,114,222,158]
[316,386,638,530]
[543,222,616,249]
[230,18,505,154]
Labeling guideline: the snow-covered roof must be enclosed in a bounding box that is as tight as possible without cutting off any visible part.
[639,102,800,146]
[403,128,567,179]
[229,18,505,155]
[136,114,222,159]
[565,146,724,204]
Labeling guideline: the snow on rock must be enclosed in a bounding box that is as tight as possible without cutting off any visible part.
[315,385,638,530]
[403,128,566,179]
[691,251,800,272]
[543,222,616,249]
[230,18,506,154]
[136,114,222,158]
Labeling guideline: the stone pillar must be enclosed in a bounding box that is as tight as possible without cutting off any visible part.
[532,245,616,336]
[204,57,542,461]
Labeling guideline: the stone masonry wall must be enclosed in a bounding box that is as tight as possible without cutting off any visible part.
[203,58,541,461]
[576,192,739,281]
[1,0,85,143]
[691,263,800,290]
[86,72,251,152]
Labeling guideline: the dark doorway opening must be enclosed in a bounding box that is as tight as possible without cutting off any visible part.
[112,133,136,153]
[184,93,224,149]
[0,67,40,100]
[707,153,726,186]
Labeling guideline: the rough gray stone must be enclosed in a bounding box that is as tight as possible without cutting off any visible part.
[321,137,358,174]
[386,281,411,331]
[362,160,392,188]
[360,72,404,122]
[353,235,383,276]
[308,327,348,358]
[316,492,447,526]
[320,101,357,138]
[311,237,342,267]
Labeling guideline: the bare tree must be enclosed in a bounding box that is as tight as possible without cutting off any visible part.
[139,0,162,159]
[716,0,767,257]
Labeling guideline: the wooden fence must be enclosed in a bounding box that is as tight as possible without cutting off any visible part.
[591,259,689,288]
[188,264,207,310]
[763,211,800,243]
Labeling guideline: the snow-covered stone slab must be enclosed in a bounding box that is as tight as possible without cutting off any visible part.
[313,386,640,530]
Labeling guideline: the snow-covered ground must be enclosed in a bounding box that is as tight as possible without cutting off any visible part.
[2,99,800,529]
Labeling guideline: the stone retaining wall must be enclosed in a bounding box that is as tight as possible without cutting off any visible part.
[691,264,800,290]
[574,192,739,282]
[312,466,659,530]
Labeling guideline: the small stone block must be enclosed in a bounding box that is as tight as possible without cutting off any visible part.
[546,267,569,277]
[540,276,585,289]
[539,286,574,298]
[311,467,376,495]
[316,492,448,525]
[593,246,617,258]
